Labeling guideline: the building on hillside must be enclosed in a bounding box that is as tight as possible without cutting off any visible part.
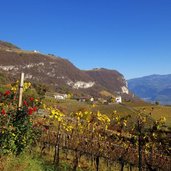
[90,97,94,102]
[33,50,40,53]
[115,96,122,103]
[54,93,67,100]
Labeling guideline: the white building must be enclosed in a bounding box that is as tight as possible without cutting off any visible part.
[33,50,40,53]
[54,93,67,100]
[90,97,94,102]
[115,96,122,103]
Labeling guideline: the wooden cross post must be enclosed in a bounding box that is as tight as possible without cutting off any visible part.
[18,72,24,108]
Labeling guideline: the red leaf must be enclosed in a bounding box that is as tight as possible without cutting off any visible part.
[1,109,6,115]
[23,100,28,106]
[29,97,34,101]
[4,90,10,96]
[28,108,33,115]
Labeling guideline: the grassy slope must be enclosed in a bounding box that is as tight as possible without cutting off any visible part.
[133,105,171,126]
[0,153,45,171]
[43,98,171,127]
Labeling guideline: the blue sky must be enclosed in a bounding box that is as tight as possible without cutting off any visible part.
[0,0,171,79]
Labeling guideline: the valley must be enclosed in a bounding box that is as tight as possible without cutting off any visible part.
[0,40,171,171]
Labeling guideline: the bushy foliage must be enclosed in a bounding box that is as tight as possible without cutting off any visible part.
[0,82,41,155]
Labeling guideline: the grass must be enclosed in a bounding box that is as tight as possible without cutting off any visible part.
[133,105,171,127]
[32,147,139,171]
[0,152,74,171]
[0,153,44,171]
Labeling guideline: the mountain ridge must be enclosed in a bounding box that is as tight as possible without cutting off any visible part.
[0,40,131,99]
[128,74,171,105]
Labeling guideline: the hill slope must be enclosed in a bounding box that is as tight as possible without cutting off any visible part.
[0,40,131,98]
[85,68,129,95]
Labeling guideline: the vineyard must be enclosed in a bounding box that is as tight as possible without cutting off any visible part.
[0,74,171,171]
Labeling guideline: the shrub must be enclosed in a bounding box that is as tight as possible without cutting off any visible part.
[0,82,41,155]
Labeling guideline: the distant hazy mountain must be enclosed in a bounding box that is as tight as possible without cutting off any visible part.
[128,74,171,105]
[0,40,132,99]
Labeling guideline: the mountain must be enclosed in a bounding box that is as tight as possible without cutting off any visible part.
[0,40,131,98]
[85,68,129,95]
[0,40,20,50]
[128,74,171,105]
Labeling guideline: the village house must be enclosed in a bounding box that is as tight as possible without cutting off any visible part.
[115,96,122,103]
[90,97,94,102]
[54,93,67,100]
[33,50,40,53]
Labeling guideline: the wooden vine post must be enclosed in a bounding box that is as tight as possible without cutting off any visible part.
[18,72,24,108]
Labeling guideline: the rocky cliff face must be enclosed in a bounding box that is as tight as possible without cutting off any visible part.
[0,40,130,98]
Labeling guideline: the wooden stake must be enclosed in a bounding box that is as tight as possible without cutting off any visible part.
[18,72,24,108]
